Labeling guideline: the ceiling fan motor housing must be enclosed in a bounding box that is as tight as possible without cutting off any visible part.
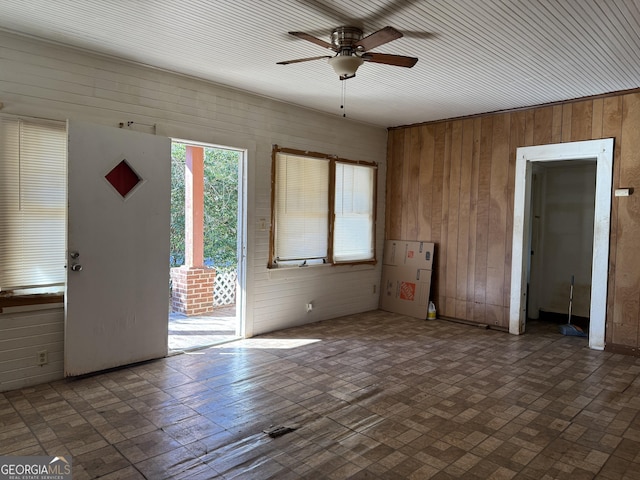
[331,26,363,53]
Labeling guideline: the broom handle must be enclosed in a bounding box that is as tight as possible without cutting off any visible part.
[568,275,574,324]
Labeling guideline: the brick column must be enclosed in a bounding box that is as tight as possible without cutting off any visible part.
[170,266,216,315]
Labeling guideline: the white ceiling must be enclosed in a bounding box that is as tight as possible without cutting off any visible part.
[1,0,639,128]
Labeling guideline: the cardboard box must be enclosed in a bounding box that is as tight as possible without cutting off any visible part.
[383,240,435,269]
[379,265,432,319]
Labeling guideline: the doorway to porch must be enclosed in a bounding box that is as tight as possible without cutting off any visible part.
[168,141,244,352]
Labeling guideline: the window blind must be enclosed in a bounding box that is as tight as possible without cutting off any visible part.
[274,154,328,261]
[333,162,375,262]
[0,116,67,291]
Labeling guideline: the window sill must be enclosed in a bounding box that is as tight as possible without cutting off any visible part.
[267,262,376,280]
[0,294,64,314]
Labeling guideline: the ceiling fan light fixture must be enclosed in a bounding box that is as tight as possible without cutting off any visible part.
[328,55,364,79]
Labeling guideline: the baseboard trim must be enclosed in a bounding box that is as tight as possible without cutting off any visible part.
[438,315,509,332]
[605,343,640,357]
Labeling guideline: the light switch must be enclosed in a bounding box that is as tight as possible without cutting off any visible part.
[615,188,632,197]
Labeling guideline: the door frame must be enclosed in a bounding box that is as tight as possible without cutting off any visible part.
[509,138,614,350]
[171,138,247,338]
[236,147,247,338]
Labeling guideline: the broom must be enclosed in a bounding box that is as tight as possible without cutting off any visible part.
[558,275,587,337]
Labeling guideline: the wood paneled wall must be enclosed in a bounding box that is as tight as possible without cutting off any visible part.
[386,91,640,351]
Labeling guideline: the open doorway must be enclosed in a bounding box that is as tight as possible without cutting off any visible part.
[528,161,596,333]
[168,141,244,352]
[509,139,613,350]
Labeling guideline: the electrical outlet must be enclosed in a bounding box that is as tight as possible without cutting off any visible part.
[306,303,313,313]
[373,284,377,294]
[37,350,48,366]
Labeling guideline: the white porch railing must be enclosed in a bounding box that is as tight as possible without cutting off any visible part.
[214,268,237,307]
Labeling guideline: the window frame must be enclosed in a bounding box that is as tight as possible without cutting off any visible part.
[268,145,377,269]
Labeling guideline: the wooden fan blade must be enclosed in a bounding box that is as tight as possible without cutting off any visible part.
[288,31,333,50]
[355,26,403,51]
[362,52,418,68]
[277,55,332,65]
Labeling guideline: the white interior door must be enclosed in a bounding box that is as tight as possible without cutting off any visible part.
[65,121,171,376]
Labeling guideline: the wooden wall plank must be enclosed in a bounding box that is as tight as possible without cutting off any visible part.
[571,100,593,141]
[439,123,453,315]
[486,113,511,325]
[431,123,446,305]
[456,119,474,319]
[466,118,482,321]
[405,127,422,240]
[385,130,394,237]
[592,98,604,139]
[473,117,493,322]
[418,125,435,241]
[552,105,563,143]
[612,94,640,346]
[533,106,553,145]
[562,103,573,142]
[525,109,535,146]
[504,111,526,309]
[401,129,412,239]
[387,130,404,239]
[603,96,622,345]
[486,304,504,327]
[446,121,462,315]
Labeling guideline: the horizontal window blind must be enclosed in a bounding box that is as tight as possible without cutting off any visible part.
[0,116,67,291]
[334,162,375,262]
[274,154,328,261]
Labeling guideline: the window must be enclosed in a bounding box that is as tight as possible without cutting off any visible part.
[269,146,376,267]
[0,115,67,297]
[334,161,375,262]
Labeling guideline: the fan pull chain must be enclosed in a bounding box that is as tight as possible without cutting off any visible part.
[340,80,347,118]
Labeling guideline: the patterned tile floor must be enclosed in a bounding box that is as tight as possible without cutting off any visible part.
[2,310,640,479]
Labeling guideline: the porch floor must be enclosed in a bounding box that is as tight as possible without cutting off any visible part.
[168,305,237,352]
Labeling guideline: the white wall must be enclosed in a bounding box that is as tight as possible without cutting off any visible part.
[529,162,596,318]
[0,31,387,391]
[0,307,64,391]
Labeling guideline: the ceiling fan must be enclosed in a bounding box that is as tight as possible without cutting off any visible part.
[277,26,418,80]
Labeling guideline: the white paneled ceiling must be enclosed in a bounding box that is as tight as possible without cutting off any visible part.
[1,0,639,128]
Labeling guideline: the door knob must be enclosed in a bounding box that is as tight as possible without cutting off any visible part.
[71,264,83,271]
